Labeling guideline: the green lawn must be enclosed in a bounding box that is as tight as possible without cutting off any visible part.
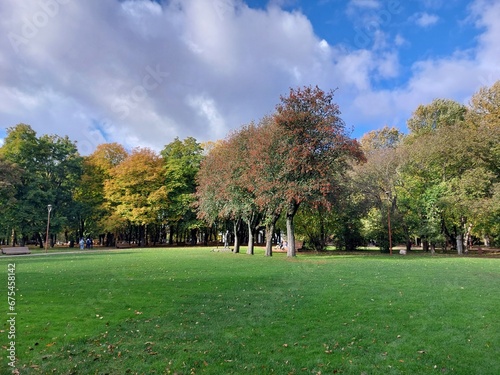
[1,248,499,374]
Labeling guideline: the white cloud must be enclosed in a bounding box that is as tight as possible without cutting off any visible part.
[345,0,500,134]
[0,0,339,153]
[187,94,227,140]
[348,0,381,10]
[394,34,407,47]
[413,12,439,28]
[0,0,499,154]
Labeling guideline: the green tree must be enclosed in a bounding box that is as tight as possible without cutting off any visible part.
[406,98,467,136]
[0,158,23,244]
[0,124,82,246]
[161,137,204,245]
[401,90,499,252]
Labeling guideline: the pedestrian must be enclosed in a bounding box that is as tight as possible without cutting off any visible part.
[79,238,84,250]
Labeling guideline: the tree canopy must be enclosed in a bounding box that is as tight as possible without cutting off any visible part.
[1,81,499,253]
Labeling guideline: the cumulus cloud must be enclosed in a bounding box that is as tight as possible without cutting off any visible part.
[1,0,338,152]
[348,0,381,10]
[413,12,440,28]
[0,0,499,153]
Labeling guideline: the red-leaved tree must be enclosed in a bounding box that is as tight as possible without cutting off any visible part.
[273,86,364,256]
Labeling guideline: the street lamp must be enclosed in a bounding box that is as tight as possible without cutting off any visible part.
[45,204,52,253]
[385,192,392,256]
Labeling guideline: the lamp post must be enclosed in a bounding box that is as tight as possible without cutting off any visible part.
[385,192,392,256]
[45,204,52,253]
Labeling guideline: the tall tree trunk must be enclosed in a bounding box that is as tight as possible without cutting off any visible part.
[464,223,473,252]
[233,218,242,253]
[265,212,281,256]
[247,219,254,255]
[246,212,261,255]
[11,228,16,246]
[456,234,464,255]
[286,200,300,257]
[265,222,274,257]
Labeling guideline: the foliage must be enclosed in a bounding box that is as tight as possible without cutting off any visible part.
[360,125,404,152]
[273,85,364,256]
[74,143,129,239]
[104,147,164,245]
[161,137,204,244]
[406,98,466,135]
[0,124,82,245]
[1,81,499,250]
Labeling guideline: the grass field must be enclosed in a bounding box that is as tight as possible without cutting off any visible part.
[1,248,499,374]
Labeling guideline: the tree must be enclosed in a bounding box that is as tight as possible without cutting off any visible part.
[401,90,499,253]
[161,137,204,245]
[0,124,82,246]
[463,81,500,246]
[0,158,23,244]
[466,80,500,129]
[104,147,164,246]
[228,124,262,255]
[360,125,404,152]
[74,143,128,245]
[274,86,364,256]
[352,146,404,252]
[248,116,284,256]
[406,98,467,136]
[196,125,262,254]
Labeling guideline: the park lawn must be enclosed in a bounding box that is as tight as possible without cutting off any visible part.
[1,248,499,374]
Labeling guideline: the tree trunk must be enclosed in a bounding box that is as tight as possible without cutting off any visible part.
[286,200,300,257]
[246,212,261,255]
[11,228,16,246]
[233,218,242,253]
[265,218,278,257]
[456,234,464,255]
[190,228,198,245]
[79,218,85,239]
[406,240,412,252]
[36,232,44,248]
[464,223,473,252]
[422,239,429,252]
[247,220,254,255]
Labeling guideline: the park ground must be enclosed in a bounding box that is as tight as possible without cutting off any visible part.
[1,246,499,374]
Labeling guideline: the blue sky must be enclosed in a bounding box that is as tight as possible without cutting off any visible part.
[0,0,499,154]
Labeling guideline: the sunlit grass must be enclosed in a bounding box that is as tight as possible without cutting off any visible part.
[1,248,499,374]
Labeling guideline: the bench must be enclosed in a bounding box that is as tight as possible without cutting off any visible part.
[1,247,31,255]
